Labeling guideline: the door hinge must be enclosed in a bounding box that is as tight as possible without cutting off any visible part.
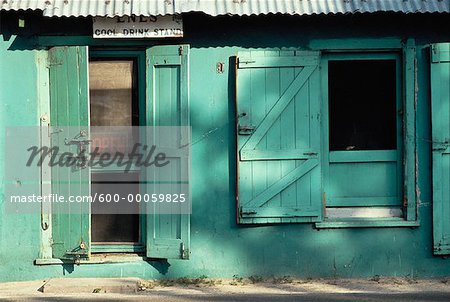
[64,241,89,260]
[48,127,63,137]
[64,131,92,147]
[303,152,318,156]
[241,207,257,215]
[238,125,255,135]
[433,147,447,151]
[239,59,256,65]
[181,242,189,259]
[432,141,449,152]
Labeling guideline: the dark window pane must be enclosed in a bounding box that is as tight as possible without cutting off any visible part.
[91,172,140,243]
[328,60,397,151]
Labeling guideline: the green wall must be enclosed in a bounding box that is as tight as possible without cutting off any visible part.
[1,12,450,281]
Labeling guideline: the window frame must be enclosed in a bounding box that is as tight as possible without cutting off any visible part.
[234,41,419,228]
[321,53,403,207]
[326,53,402,153]
[88,50,147,253]
[36,44,191,265]
[316,42,419,228]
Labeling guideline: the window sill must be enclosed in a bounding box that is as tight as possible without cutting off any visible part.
[91,244,145,253]
[35,253,145,265]
[315,218,420,229]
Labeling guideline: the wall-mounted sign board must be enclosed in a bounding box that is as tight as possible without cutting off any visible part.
[93,15,183,39]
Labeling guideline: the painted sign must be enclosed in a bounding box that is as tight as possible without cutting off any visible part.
[93,15,183,38]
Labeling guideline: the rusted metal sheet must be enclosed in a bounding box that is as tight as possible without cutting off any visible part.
[1,0,449,17]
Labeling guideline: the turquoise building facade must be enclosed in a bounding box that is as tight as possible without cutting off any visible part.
[1,1,450,282]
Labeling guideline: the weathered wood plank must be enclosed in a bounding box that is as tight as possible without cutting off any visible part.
[243,159,318,209]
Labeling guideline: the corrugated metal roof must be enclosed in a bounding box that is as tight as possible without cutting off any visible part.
[1,0,449,17]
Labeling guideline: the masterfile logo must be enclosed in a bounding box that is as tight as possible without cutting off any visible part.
[4,126,191,214]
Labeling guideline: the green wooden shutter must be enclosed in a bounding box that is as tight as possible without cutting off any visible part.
[236,51,322,224]
[431,43,450,255]
[49,46,91,260]
[146,45,190,259]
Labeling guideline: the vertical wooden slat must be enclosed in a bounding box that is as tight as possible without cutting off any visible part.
[295,67,312,208]
[308,65,321,211]
[250,66,267,200]
[265,51,281,206]
[237,65,253,212]
[280,55,296,207]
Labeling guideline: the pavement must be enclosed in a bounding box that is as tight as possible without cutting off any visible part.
[1,277,450,301]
